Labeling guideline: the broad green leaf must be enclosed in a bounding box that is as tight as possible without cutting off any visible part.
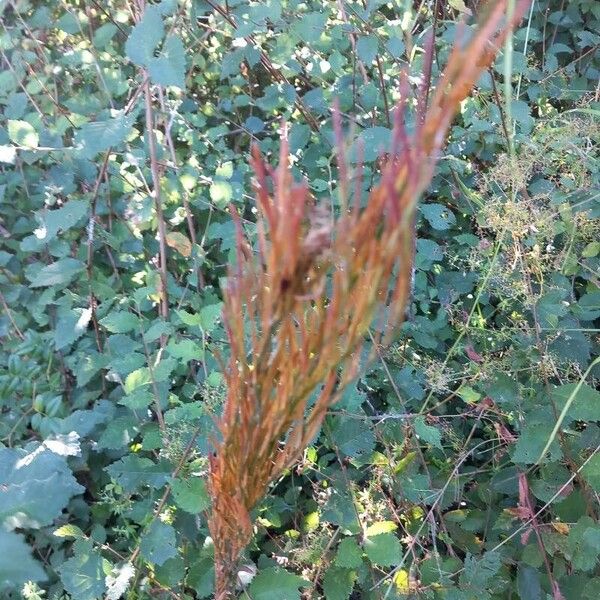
[364,533,401,566]
[55,307,92,350]
[27,258,84,288]
[171,477,210,514]
[323,566,356,600]
[144,320,173,342]
[248,567,309,600]
[581,454,600,492]
[59,539,109,600]
[353,126,391,162]
[97,416,140,450]
[0,530,46,587]
[551,383,600,422]
[244,116,265,133]
[100,312,139,334]
[93,23,118,48]
[512,422,562,464]
[292,11,328,43]
[140,521,177,566]
[155,556,185,587]
[123,367,152,394]
[34,199,88,243]
[0,447,83,529]
[148,35,186,87]
[7,119,39,148]
[517,564,542,600]
[459,552,501,590]
[74,112,135,158]
[209,181,233,207]
[167,338,203,362]
[125,5,164,66]
[356,36,378,64]
[414,416,443,450]
[105,455,170,493]
[188,556,214,598]
[421,204,457,231]
[335,538,363,568]
[327,416,376,458]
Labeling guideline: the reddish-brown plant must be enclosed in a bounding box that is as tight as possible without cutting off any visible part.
[208,2,530,596]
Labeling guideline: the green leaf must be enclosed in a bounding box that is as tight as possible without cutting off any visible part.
[335,538,363,568]
[123,367,152,394]
[0,447,84,529]
[148,35,186,87]
[75,112,135,158]
[248,567,309,600]
[244,116,265,133]
[59,539,109,600]
[414,416,443,449]
[517,564,542,600]
[27,258,84,288]
[125,5,164,66]
[97,416,140,450]
[323,566,356,600]
[167,338,203,362]
[34,199,88,243]
[7,119,39,148]
[100,312,139,333]
[93,23,118,48]
[582,241,600,258]
[577,292,600,321]
[177,303,223,331]
[421,204,457,230]
[356,36,378,64]
[327,416,376,458]
[581,454,600,492]
[551,383,600,422]
[512,423,562,465]
[55,307,92,350]
[188,556,214,598]
[105,455,170,493]
[0,530,47,587]
[171,477,210,514]
[209,181,233,207]
[459,552,501,591]
[364,533,401,566]
[292,12,328,43]
[140,521,177,566]
[354,126,391,162]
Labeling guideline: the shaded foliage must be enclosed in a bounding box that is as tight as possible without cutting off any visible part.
[0,1,599,599]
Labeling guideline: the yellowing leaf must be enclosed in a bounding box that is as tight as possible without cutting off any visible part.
[366,521,397,536]
[551,522,570,535]
[166,231,192,257]
[53,524,85,539]
[8,119,39,148]
[448,0,472,15]
[393,569,410,593]
[303,511,320,532]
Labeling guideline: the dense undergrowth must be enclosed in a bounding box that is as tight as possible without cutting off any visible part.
[0,1,599,599]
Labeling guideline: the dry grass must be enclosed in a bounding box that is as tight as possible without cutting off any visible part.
[207,2,531,596]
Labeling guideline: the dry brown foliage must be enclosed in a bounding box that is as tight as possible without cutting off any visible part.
[208,2,531,596]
